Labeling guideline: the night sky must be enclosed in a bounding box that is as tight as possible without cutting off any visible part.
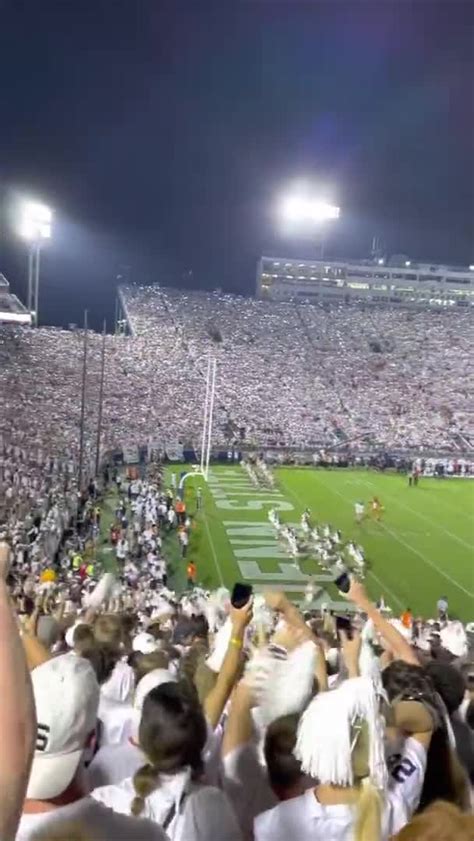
[0,0,472,329]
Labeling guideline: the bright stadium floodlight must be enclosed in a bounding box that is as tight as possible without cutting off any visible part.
[17,199,53,326]
[18,201,52,241]
[405,260,411,267]
[469,264,474,271]
[280,193,340,225]
[378,258,385,265]
[278,188,340,258]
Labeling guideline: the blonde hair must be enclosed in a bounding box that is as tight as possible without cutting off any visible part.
[93,614,124,650]
[352,723,382,841]
[354,780,382,841]
[394,800,474,840]
[131,763,161,817]
[133,650,169,684]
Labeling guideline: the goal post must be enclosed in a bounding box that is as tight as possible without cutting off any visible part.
[199,356,217,480]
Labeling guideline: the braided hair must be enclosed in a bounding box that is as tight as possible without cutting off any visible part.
[131,681,207,818]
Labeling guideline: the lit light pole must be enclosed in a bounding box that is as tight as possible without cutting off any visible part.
[278,189,340,258]
[18,201,52,325]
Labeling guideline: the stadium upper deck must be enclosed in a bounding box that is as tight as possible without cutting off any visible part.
[257,256,474,308]
[0,274,31,325]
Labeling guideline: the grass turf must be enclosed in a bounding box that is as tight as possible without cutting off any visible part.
[173,465,473,621]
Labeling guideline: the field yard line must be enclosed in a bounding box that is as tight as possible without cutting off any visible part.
[361,479,473,551]
[201,508,225,586]
[198,474,226,586]
[278,473,407,610]
[377,521,474,598]
[301,472,474,599]
[427,494,474,524]
[279,479,306,512]
[366,569,405,611]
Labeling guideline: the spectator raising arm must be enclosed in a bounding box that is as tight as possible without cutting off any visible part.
[0,542,36,841]
[345,578,420,666]
[204,598,253,730]
[264,590,328,692]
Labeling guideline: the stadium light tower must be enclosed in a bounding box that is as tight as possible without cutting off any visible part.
[278,187,340,258]
[18,200,52,326]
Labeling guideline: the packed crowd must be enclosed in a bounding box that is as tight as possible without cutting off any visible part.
[123,285,474,450]
[1,289,473,485]
[0,465,473,840]
[0,289,473,838]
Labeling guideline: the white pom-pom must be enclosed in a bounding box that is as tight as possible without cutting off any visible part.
[294,677,388,791]
[245,640,317,726]
[84,573,115,609]
[251,593,274,632]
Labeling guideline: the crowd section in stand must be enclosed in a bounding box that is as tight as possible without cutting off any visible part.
[0,463,473,840]
[122,286,474,450]
[0,289,473,838]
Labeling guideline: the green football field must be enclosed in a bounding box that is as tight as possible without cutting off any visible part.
[170,465,474,622]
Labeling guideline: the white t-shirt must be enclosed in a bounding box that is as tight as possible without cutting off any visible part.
[91,770,243,841]
[87,739,144,789]
[101,660,135,704]
[16,797,168,841]
[98,697,133,746]
[254,737,426,841]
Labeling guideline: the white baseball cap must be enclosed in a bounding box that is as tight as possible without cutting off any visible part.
[131,668,177,741]
[27,653,100,800]
[132,632,160,654]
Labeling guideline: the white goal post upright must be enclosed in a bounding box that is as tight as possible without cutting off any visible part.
[200,356,217,480]
[205,357,217,480]
[200,356,212,475]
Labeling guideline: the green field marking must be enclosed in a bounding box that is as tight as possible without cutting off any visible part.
[176,465,473,621]
[276,467,473,620]
[359,476,473,549]
[299,471,473,597]
[98,467,473,620]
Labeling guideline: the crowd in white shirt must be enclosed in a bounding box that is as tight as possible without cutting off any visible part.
[0,290,473,839]
[0,458,473,841]
[0,460,473,840]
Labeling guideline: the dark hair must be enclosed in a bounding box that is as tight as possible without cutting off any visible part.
[147,623,166,641]
[382,661,469,812]
[424,662,466,715]
[382,661,436,704]
[131,682,207,817]
[81,644,118,686]
[172,615,209,646]
[264,714,302,796]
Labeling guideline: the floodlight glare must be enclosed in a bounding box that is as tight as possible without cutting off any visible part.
[309,201,340,222]
[281,195,309,222]
[469,264,474,271]
[18,201,52,241]
[378,258,385,265]
[405,260,411,267]
[280,193,340,225]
